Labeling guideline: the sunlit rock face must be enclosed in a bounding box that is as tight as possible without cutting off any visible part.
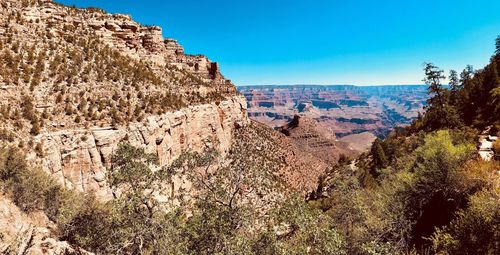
[0,0,248,199]
[34,96,249,199]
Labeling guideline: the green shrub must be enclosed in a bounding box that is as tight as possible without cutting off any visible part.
[430,189,500,255]
[12,165,57,212]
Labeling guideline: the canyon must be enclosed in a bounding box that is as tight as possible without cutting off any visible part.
[0,2,339,252]
[239,85,428,152]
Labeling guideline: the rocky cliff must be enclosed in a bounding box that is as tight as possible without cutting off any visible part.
[32,96,248,199]
[0,0,248,199]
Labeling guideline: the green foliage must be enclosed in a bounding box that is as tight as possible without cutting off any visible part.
[314,129,489,253]
[272,196,347,255]
[411,37,500,131]
[430,189,500,255]
[371,138,388,170]
[496,35,500,56]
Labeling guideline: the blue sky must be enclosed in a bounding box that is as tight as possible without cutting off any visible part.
[56,0,500,86]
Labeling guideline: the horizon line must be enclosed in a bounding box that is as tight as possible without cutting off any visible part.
[236,84,428,87]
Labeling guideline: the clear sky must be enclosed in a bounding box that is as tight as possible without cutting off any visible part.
[56,0,500,86]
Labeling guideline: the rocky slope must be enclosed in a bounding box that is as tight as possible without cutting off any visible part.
[0,194,92,254]
[277,116,358,164]
[0,0,251,199]
[0,1,360,252]
[0,0,239,134]
[236,121,330,192]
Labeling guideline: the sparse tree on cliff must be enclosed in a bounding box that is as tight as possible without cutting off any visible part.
[106,143,182,253]
[423,63,446,106]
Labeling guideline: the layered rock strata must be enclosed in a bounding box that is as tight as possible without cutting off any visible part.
[30,96,248,199]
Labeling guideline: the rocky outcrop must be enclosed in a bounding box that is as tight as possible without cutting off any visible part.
[236,121,330,193]
[0,195,93,255]
[16,0,228,83]
[277,116,358,165]
[32,96,248,199]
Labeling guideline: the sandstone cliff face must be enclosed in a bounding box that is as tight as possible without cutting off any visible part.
[31,96,248,199]
[0,0,250,200]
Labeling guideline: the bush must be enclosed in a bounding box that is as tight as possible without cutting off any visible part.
[0,148,27,182]
[430,189,500,254]
[12,167,58,212]
[30,118,41,135]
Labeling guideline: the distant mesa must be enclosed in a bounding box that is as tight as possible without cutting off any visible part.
[238,84,428,142]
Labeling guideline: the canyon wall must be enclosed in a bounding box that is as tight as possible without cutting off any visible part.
[239,85,428,138]
[31,96,248,199]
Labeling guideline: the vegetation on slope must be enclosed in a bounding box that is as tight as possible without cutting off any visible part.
[1,1,499,251]
[307,37,500,254]
[0,0,234,140]
[0,124,346,254]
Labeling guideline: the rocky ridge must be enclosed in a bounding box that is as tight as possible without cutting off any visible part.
[277,115,358,165]
[0,0,249,199]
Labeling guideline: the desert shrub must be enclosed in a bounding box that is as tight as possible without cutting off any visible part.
[11,164,57,212]
[272,196,347,255]
[430,189,500,255]
[0,147,27,182]
[59,196,113,252]
[0,128,15,142]
[30,117,41,135]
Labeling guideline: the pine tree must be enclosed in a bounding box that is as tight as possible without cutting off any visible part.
[459,65,474,86]
[449,70,460,92]
[486,59,500,122]
[423,63,446,107]
[422,63,463,130]
[448,70,462,107]
[371,139,388,169]
[496,35,500,56]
